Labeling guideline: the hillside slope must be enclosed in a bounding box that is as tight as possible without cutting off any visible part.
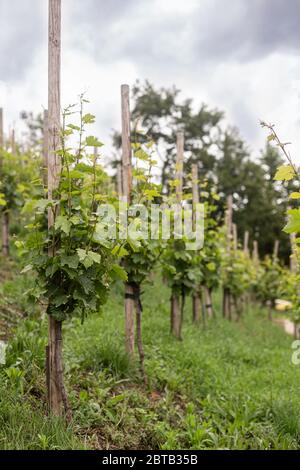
[0,272,300,450]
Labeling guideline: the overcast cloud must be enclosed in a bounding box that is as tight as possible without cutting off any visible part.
[1,0,300,164]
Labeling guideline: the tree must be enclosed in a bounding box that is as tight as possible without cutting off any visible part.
[113,80,223,192]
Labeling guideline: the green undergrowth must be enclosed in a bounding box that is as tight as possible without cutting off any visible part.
[0,271,300,449]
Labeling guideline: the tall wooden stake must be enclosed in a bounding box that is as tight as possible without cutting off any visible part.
[0,108,3,151]
[192,164,201,323]
[175,132,184,203]
[226,195,233,248]
[290,233,297,274]
[243,230,249,256]
[273,239,279,260]
[43,110,49,187]
[223,195,233,319]
[171,132,184,339]
[289,233,300,338]
[0,108,9,257]
[232,223,238,251]
[11,129,16,154]
[47,0,67,417]
[116,164,123,196]
[121,84,135,357]
[252,240,259,264]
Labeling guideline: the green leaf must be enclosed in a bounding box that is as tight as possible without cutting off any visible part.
[127,238,141,252]
[60,255,79,269]
[134,148,150,162]
[78,275,94,294]
[109,264,128,282]
[85,136,104,148]
[289,192,300,200]
[88,251,101,264]
[111,244,129,257]
[274,165,295,181]
[284,209,300,233]
[108,394,126,406]
[68,170,85,179]
[77,249,101,269]
[207,262,216,272]
[55,215,71,235]
[21,264,33,274]
[143,189,160,200]
[52,294,69,307]
[67,124,81,131]
[82,113,96,124]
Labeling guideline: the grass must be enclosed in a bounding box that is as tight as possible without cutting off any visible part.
[1,271,300,449]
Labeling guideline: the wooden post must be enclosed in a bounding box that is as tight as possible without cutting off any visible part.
[290,233,297,274]
[171,294,182,338]
[252,240,259,263]
[47,0,67,417]
[175,132,184,203]
[0,108,3,151]
[223,195,233,319]
[171,132,184,339]
[121,85,132,199]
[2,212,9,257]
[192,293,201,323]
[273,239,279,260]
[204,287,214,318]
[242,230,250,313]
[121,84,135,357]
[226,195,233,249]
[0,109,9,257]
[43,110,49,187]
[117,164,123,196]
[232,223,238,251]
[191,164,201,323]
[289,233,300,338]
[243,230,249,256]
[11,129,16,154]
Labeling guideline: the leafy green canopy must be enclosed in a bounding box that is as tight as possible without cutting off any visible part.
[18,97,128,322]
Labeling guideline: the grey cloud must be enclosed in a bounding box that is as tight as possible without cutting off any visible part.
[66,0,300,66]
[2,0,300,86]
[0,0,46,81]
[193,0,300,63]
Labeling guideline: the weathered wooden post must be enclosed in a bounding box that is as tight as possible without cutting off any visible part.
[232,223,238,251]
[223,195,232,319]
[171,131,184,339]
[242,230,250,312]
[47,0,68,417]
[273,239,279,260]
[0,108,9,257]
[2,212,9,257]
[0,108,3,151]
[252,240,259,264]
[290,233,300,338]
[11,129,16,154]
[191,164,201,323]
[116,164,123,196]
[43,110,49,187]
[175,132,184,202]
[243,230,249,256]
[290,233,297,274]
[121,84,135,357]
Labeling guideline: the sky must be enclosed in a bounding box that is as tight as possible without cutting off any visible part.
[1,0,300,165]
